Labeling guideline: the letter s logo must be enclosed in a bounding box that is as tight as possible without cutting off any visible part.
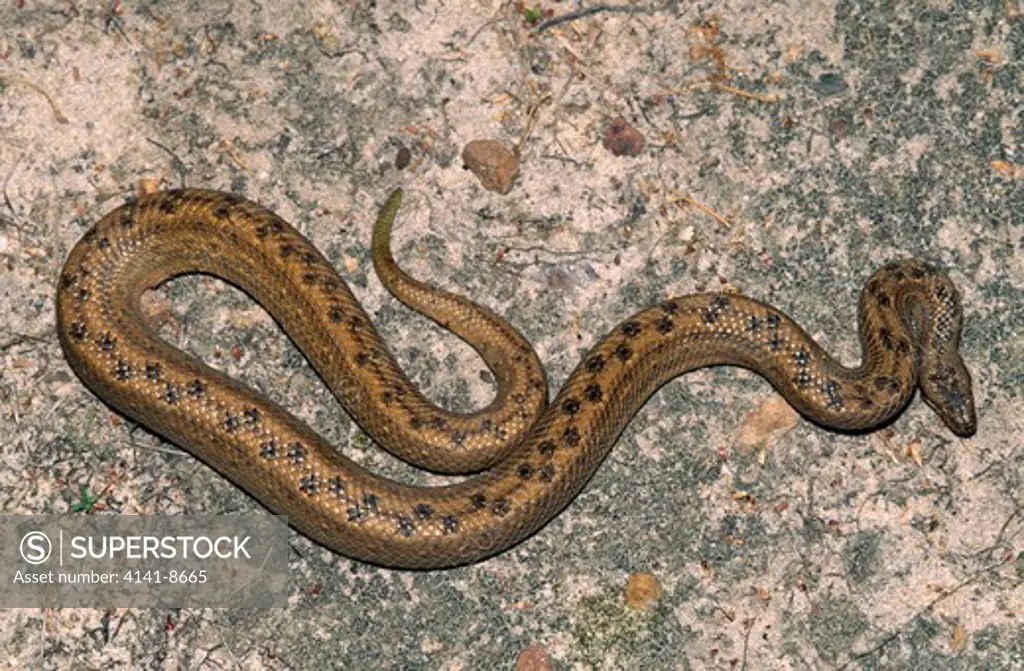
[20,531,52,565]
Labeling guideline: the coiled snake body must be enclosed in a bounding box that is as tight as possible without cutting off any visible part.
[56,189,976,569]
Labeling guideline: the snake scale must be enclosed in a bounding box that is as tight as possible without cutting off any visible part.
[56,188,977,569]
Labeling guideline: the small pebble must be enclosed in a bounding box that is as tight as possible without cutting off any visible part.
[516,644,554,671]
[138,176,161,195]
[814,72,847,95]
[461,139,520,194]
[395,144,411,170]
[624,571,662,610]
[603,117,645,157]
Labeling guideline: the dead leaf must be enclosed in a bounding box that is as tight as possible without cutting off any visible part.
[736,396,799,451]
[950,623,968,652]
[906,438,924,466]
[991,160,1018,179]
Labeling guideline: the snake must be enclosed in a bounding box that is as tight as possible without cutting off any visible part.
[56,188,977,569]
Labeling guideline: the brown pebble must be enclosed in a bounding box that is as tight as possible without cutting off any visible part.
[461,139,520,194]
[603,117,645,157]
[395,144,411,170]
[138,176,161,195]
[624,572,662,610]
[516,645,554,671]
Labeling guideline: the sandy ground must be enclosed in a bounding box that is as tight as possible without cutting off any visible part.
[1,1,1022,668]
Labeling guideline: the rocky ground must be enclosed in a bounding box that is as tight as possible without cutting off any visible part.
[1,1,1021,668]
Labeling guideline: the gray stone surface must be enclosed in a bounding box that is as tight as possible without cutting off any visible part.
[1,1,1021,668]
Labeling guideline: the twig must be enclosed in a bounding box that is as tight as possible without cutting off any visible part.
[312,38,367,61]
[842,554,1015,668]
[714,82,783,103]
[514,95,550,155]
[652,81,783,104]
[540,153,582,167]
[972,508,1022,560]
[534,3,661,32]
[104,5,133,45]
[671,194,732,228]
[6,78,70,124]
[740,618,755,671]
[0,330,50,351]
[464,15,505,48]
[146,138,189,186]
[4,153,23,220]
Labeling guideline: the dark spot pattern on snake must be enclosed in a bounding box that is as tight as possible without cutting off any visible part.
[299,474,320,495]
[441,515,459,534]
[288,442,306,464]
[223,414,240,432]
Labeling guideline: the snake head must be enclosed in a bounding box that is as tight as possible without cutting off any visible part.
[919,356,977,437]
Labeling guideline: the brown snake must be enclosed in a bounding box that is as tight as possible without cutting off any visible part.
[56,188,977,569]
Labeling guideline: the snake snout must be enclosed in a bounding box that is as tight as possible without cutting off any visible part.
[920,359,977,437]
